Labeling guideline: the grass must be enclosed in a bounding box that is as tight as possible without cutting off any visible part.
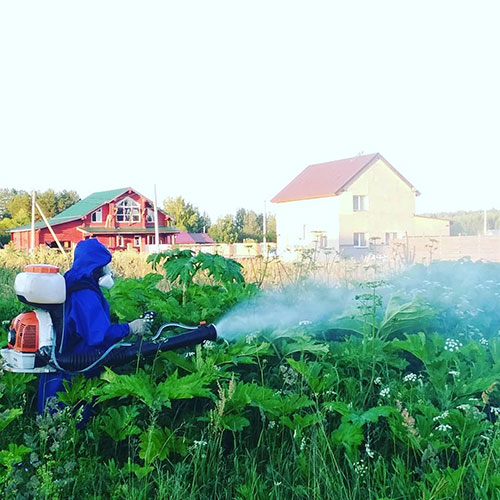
[3,251,500,498]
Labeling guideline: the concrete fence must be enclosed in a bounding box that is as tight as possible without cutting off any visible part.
[387,235,500,264]
[144,242,277,258]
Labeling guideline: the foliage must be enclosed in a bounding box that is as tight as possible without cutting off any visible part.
[3,260,500,498]
[0,188,80,243]
[208,214,239,243]
[422,208,500,236]
[163,196,210,233]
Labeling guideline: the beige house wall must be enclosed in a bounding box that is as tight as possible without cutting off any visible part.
[275,197,340,255]
[338,158,417,246]
[414,216,450,236]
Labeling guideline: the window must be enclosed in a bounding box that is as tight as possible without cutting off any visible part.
[354,232,367,247]
[133,236,141,247]
[147,235,156,245]
[91,208,102,223]
[146,208,155,223]
[353,195,368,211]
[116,197,141,223]
[116,235,124,247]
[385,232,398,244]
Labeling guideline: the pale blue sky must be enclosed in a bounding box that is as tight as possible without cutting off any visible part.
[1,1,499,220]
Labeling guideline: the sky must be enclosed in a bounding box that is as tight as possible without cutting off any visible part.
[1,1,499,221]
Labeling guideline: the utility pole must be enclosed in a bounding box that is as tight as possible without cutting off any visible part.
[263,200,267,246]
[30,191,35,252]
[154,184,160,253]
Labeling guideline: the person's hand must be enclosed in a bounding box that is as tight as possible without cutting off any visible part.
[128,318,151,336]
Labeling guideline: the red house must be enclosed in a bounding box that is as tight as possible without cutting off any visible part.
[9,187,179,251]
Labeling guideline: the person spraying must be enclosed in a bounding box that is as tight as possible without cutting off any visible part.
[37,238,150,414]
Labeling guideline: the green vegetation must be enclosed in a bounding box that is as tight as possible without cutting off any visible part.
[423,208,500,236]
[0,189,80,245]
[2,256,500,499]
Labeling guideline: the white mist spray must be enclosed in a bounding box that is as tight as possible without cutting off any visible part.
[215,282,356,341]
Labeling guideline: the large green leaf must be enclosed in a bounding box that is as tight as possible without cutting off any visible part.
[139,426,187,463]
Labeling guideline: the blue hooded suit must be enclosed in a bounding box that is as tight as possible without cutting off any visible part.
[37,238,130,414]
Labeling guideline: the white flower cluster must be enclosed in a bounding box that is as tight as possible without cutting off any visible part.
[490,406,500,417]
[204,340,215,350]
[379,387,390,398]
[365,442,375,459]
[245,333,258,344]
[403,373,418,383]
[480,337,489,346]
[444,338,463,352]
[448,370,460,377]
[185,351,195,358]
[433,411,449,422]
[456,404,471,411]
[298,320,312,326]
[436,424,452,432]
[354,460,368,476]
[193,440,207,448]
[280,364,298,386]
[374,377,382,386]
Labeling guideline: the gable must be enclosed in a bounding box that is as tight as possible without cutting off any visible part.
[271,153,419,203]
[9,187,172,232]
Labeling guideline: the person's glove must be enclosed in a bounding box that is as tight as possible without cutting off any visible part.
[128,318,151,336]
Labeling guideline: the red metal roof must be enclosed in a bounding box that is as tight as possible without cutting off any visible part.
[271,153,418,203]
[175,232,215,244]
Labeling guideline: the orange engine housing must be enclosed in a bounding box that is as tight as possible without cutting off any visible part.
[9,312,39,353]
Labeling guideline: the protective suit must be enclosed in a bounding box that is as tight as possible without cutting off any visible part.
[37,238,131,414]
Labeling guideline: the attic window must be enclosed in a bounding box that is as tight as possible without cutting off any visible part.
[91,208,102,223]
[353,195,368,211]
[116,197,140,223]
[146,208,154,223]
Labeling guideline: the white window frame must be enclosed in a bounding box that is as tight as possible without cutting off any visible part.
[353,195,369,212]
[147,235,156,245]
[91,208,103,223]
[353,232,367,248]
[133,235,141,248]
[116,197,141,223]
[385,232,398,244]
[116,235,124,247]
[146,208,155,223]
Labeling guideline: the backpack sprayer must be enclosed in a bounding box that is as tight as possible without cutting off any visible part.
[0,264,217,374]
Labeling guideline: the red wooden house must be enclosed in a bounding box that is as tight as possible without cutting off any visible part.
[9,187,179,251]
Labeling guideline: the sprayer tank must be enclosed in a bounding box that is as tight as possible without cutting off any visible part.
[14,264,66,305]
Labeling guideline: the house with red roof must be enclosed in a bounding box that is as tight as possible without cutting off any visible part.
[271,153,449,257]
[9,187,180,252]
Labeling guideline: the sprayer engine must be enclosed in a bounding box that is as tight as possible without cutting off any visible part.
[1,264,64,373]
[1,264,218,374]
[4,310,56,372]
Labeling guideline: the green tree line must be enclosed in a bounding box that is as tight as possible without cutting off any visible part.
[0,189,80,244]
[163,196,276,244]
[423,209,500,236]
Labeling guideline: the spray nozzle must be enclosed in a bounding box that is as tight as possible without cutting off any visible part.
[140,311,157,325]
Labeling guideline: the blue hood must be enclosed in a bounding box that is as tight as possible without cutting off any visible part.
[65,239,112,290]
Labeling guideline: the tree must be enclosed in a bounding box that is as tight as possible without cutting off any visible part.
[37,189,58,219]
[56,190,80,213]
[208,215,238,243]
[264,213,277,242]
[0,188,23,218]
[163,196,209,233]
[6,193,31,221]
[241,210,261,241]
